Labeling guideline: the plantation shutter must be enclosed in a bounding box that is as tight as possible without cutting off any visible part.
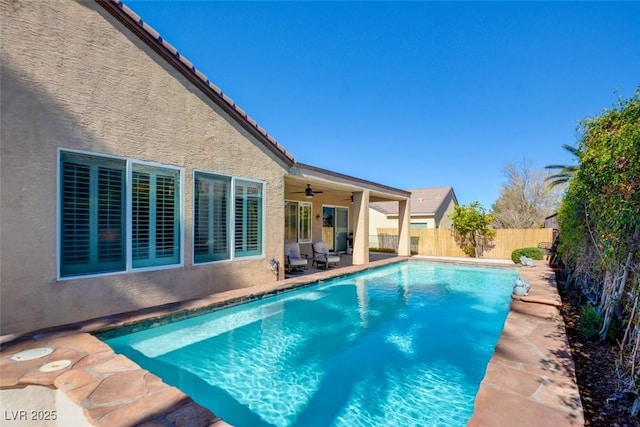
[132,164,180,268]
[234,180,263,257]
[60,153,125,276]
[194,172,230,263]
[194,177,211,259]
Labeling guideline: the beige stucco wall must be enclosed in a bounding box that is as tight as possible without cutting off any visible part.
[369,210,437,235]
[409,216,437,228]
[368,208,396,236]
[1,0,289,335]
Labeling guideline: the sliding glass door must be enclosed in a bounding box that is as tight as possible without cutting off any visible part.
[322,206,348,252]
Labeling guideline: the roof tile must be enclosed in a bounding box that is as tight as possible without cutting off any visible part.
[178,55,194,71]
[160,39,178,56]
[372,186,455,215]
[234,104,247,118]
[193,69,207,82]
[119,2,141,24]
[221,93,234,107]
[207,81,222,95]
[140,22,160,40]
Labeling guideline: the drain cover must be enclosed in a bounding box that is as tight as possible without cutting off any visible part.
[39,360,72,372]
[10,347,54,361]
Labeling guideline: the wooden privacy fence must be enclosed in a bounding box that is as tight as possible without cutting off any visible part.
[375,228,554,260]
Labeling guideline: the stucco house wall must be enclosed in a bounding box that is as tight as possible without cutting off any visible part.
[368,207,394,231]
[407,216,437,229]
[1,0,289,334]
[432,192,457,229]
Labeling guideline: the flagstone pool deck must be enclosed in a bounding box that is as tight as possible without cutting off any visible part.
[0,256,584,426]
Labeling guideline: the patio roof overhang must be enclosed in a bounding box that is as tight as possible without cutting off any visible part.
[286,163,412,264]
[286,163,411,203]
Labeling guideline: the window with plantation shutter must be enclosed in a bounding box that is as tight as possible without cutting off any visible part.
[234,179,263,257]
[194,172,231,263]
[59,151,182,278]
[132,164,180,268]
[60,152,126,276]
[132,171,150,261]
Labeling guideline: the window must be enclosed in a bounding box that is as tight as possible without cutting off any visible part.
[194,172,231,263]
[284,201,312,243]
[60,152,126,276]
[193,173,264,263]
[234,179,263,257]
[59,151,182,278]
[132,164,181,268]
[284,201,298,243]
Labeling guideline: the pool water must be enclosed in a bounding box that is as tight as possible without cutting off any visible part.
[104,261,518,426]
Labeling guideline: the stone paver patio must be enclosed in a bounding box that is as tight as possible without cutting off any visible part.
[0,257,584,426]
[468,262,584,426]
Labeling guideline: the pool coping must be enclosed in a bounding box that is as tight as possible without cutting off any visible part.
[468,262,585,426]
[0,256,584,426]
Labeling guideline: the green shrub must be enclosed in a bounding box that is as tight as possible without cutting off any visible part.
[369,248,418,255]
[606,316,624,346]
[578,305,602,340]
[369,248,396,254]
[511,247,544,264]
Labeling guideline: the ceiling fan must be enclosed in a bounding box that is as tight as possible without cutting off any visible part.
[342,194,354,203]
[293,184,323,198]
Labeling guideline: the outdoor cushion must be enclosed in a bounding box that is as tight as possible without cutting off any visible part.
[312,241,340,268]
[284,242,308,272]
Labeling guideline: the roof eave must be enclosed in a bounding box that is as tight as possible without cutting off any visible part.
[293,163,411,198]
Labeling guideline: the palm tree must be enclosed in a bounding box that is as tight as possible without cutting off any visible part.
[545,144,581,189]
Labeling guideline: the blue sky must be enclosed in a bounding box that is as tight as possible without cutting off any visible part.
[126,1,639,209]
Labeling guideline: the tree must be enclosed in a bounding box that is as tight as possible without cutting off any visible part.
[491,159,561,229]
[450,202,496,257]
[545,144,582,189]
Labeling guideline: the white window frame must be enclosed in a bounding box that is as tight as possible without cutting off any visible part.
[193,170,266,265]
[232,177,266,259]
[128,159,184,273]
[57,148,184,280]
[284,200,312,244]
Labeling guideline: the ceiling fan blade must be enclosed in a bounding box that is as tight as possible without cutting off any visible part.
[289,184,322,197]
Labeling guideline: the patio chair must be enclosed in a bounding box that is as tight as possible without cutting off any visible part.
[284,242,309,273]
[312,241,341,269]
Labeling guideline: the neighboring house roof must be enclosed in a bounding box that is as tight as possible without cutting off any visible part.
[99,0,295,166]
[370,186,457,216]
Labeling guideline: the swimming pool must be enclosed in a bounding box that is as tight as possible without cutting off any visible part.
[104,261,518,426]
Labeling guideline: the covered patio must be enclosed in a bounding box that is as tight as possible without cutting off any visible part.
[282,251,398,279]
[284,163,411,270]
